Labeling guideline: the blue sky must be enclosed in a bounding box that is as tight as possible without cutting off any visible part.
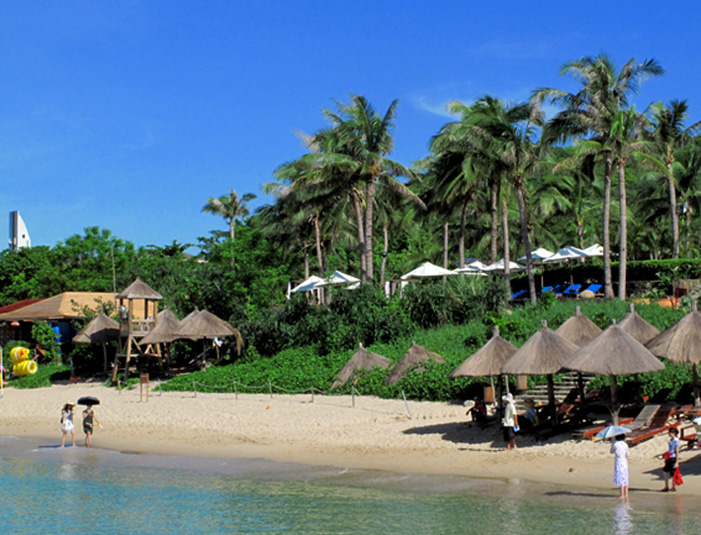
[2,1,700,250]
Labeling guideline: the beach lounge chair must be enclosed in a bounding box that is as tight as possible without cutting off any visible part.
[562,284,582,296]
[552,284,568,296]
[680,417,701,449]
[626,406,679,446]
[510,289,527,300]
[581,283,602,295]
[540,286,554,295]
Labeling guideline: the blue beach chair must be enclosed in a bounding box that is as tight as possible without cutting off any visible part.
[562,284,581,296]
[581,283,602,295]
[540,285,554,295]
[511,289,527,300]
[552,284,568,296]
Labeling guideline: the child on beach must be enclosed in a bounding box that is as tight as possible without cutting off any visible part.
[82,405,102,448]
[60,402,75,448]
[610,434,630,499]
[660,427,680,492]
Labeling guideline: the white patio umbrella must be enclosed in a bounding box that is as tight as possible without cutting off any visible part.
[290,275,324,293]
[315,270,360,287]
[581,243,604,257]
[400,262,457,280]
[483,259,525,272]
[518,247,554,264]
[455,260,489,273]
[543,245,588,263]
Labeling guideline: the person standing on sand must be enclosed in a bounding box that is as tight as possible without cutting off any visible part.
[60,402,75,448]
[660,427,680,492]
[82,405,102,448]
[501,393,518,451]
[610,434,629,499]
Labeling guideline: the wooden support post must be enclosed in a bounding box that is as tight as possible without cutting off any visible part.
[140,373,149,402]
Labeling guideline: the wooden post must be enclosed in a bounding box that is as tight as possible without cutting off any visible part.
[140,373,149,402]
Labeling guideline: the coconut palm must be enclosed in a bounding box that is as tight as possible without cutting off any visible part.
[644,100,701,258]
[202,189,257,241]
[534,54,664,299]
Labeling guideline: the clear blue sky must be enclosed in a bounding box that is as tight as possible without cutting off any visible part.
[2,1,699,250]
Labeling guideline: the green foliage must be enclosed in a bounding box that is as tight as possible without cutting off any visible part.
[8,364,70,389]
[31,321,61,363]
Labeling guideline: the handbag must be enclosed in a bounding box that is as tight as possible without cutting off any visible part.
[673,467,684,486]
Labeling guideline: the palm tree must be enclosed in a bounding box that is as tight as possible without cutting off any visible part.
[202,189,257,241]
[534,54,664,299]
[645,100,701,258]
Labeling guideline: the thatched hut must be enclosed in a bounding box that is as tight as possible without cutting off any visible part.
[139,309,183,346]
[384,342,445,386]
[175,309,243,360]
[502,320,579,412]
[555,306,602,347]
[618,303,661,344]
[563,321,664,424]
[646,300,701,405]
[332,344,391,389]
[73,313,120,372]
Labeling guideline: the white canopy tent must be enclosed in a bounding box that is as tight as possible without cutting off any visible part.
[543,245,588,263]
[315,270,360,287]
[401,262,457,280]
[518,247,555,264]
[581,243,604,257]
[290,275,324,293]
[483,259,525,272]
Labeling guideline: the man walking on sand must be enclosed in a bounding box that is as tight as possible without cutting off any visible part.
[502,393,518,451]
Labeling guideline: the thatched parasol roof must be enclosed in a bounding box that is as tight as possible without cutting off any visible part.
[72,313,120,344]
[139,309,183,345]
[175,309,239,339]
[450,327,517,378]
[331,344,391,389]
[384,342,445,385]
[501,320,579,375]
[646,301,701,365]
[618,303,661,344]
[563,322,664,375]
[555,306,603,347]
[117,278,163,300]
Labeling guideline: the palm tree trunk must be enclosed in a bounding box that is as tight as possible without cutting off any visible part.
[516,185,536,304]
[501,199,511,289]
[380,223,389,289]
[617,161,627,301]
[354,195,367,282]
[314,215,324,277]
[443,221,449,269]
[364,179,375,283]
[667,157,680,259]
[459,202,467,267]
[603,156,614,299]
[490,182,499,263]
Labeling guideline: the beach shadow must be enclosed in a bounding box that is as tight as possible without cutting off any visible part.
[403,422,502,446]
[544,490,612,498]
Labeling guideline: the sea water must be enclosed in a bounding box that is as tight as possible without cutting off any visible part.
[0,437,697,535]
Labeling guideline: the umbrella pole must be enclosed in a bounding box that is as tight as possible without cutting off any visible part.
[490,375,495,406]
[693,364,701,408]
[547,375,557,425]
[102,343,108,374]
[577,372,585,402]
[610,375,620,426]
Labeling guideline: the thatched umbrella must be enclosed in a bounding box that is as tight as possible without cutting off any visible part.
[502,320,579,418]
[139,309,183,346]
[646,299,701,405]
[563,321,664,424]
[555,306,603,399]
[384,342,445,386]
[332,343,391,389]
[450,327,517,402]
[175,309,243,359]
[72,313,120,372]
[618,303,661,344]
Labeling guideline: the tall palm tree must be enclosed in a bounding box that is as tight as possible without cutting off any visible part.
[534,54,664,299]
[202,189,257,241]
[645,100,701,258]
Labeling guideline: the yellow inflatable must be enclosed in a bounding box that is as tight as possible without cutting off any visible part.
[10,347,30,363]
[14,360,37,376]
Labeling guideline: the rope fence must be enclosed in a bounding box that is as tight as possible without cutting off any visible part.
[182,379,412,418]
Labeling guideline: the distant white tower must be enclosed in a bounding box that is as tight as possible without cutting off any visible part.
[9,211,31,250]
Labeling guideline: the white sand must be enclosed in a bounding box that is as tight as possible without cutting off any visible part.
[2,383,700,495]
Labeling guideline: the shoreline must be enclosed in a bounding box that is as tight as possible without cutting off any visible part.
[2,384,701,496]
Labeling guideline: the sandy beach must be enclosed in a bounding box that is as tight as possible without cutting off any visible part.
[2,383,700,496]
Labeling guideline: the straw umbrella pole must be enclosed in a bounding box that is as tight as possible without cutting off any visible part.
[450,327,517,404]
[618,303,661,344]
[72,313,120,373]
[563,320,664,425]
[646,299,701,406]
[501,320,580,423]
[332,343,390,389]
[385,342,445,386]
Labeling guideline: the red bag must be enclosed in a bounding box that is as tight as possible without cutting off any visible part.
[673,467,684,486]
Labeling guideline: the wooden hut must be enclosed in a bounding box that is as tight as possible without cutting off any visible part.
[73,312,120,373]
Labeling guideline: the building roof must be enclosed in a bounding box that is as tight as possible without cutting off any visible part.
[0,292,117,322]
[0,298,45,314]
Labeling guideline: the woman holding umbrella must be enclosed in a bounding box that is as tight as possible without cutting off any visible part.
[79,397,102,448]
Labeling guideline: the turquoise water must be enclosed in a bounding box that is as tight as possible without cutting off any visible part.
[0,437,698,534]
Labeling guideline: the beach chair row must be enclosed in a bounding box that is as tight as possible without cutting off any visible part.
[511,283,602,300]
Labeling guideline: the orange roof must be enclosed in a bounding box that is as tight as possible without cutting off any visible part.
[0,292,117,321]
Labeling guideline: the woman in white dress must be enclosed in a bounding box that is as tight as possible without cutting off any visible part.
[610,434,630,498]
[60,402,76,448]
